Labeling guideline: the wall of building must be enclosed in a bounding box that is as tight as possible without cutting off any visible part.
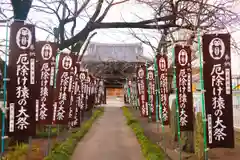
[106,88,124,97]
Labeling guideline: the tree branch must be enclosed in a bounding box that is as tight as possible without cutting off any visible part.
[89,0,104,22]
[65,0,91,23]
[93,22,181,29]
[78,32,97,62]
[60,25,93,49]
[96,0,114,22]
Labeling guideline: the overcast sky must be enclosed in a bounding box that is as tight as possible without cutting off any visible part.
[0,0,240,74]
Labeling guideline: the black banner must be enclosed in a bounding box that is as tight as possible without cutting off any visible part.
[147,66,156,121]
[78,71,87,121]
[71,63,82,128]
[54,54,75,125]
[157,54,170,125]
[7,21,36,137]
[136,66,147,117]
[68,58,78,128]
[202,33,234,148]
[35,41,57,124]
[175,45,193,131]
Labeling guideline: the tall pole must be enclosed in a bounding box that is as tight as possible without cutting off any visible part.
[197,29,208,160]
[1,21,9,154]
[153,57,159,121]
[146,61,151,121]
[153,54,166,152]
[172,46,182,160]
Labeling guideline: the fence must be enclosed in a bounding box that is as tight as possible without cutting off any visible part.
[232,75,240,129]
[169,91,240,130]
[168,76,240,130]
[233,92,240,129]
[128,76,240,130]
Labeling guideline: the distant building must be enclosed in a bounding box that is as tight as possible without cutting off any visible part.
[82,42,151,97]
[83,42,151,62]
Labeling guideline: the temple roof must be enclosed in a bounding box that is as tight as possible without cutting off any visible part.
[82,42,151,62]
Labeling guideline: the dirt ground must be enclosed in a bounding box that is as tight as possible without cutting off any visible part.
[128,107,240,160]
[29,138,56,160]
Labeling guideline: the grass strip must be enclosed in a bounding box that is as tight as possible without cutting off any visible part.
[122,106,164,160]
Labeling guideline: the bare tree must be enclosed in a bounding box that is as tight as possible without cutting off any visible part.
[128,0,240,63]
[0,1,199,47]
[1,0,239,56]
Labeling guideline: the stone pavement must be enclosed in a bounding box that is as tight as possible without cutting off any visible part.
[71,97,144,160]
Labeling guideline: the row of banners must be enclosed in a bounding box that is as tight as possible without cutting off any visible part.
[6,21,106,137]
[129,33,234,149]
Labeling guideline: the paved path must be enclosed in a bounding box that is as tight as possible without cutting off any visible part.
[71,97,144,160]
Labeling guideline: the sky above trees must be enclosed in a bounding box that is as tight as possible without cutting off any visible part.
[1,0,240,73]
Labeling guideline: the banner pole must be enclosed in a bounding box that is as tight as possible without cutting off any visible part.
[153,55,166,152]
[27,136,32,160]
[197,29,208,160]
[172,46,182,160]
[136,87,139,110]
[45,125,52,156]
[134,81,138,110]
[145,61,151,121]
[126,78,131,105]
[154,55,166,152]
[54,52,60,136]
[153,57,159,122]
[135,80,138,110]
[1,21,9,155]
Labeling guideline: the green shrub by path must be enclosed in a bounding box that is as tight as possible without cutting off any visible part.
[122,106,165,160]
[44,107,104,160]
[35,127,58,138]
[2,143,41,160]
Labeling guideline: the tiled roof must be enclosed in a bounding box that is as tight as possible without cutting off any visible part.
[83,42,150,62]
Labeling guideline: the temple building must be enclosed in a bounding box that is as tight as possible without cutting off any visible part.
[82,42,150,97]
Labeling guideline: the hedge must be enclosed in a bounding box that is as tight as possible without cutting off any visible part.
[122,106,164,160]
[2,143,41,160]
[44,107,104,160]
[35,127,58,138]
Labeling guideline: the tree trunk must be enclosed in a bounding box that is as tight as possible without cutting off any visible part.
[170,98,195,153]
[170,98,178,141]
[194,112,204,160]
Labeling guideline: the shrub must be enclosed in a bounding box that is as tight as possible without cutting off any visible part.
[2,143,41,160]
[2,108,104,160]
[122,106,164,160]
[35,127,58,138]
